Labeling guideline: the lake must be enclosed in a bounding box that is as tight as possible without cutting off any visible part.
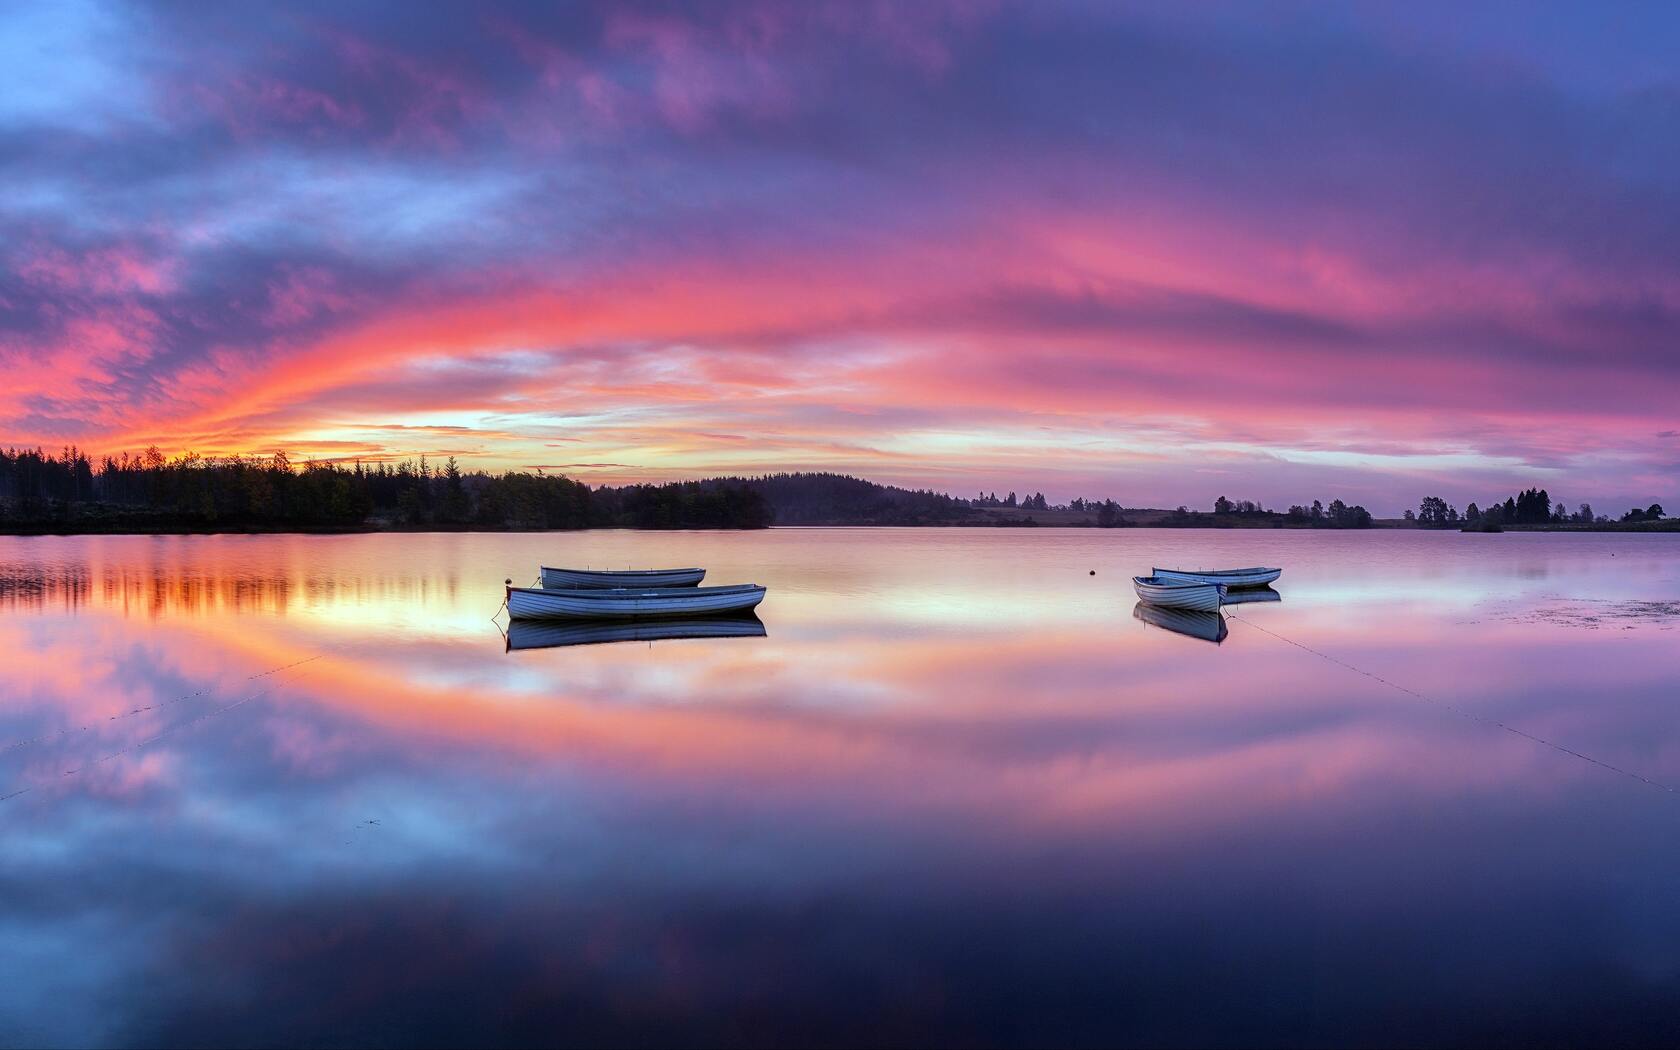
[1,529,1677,1047]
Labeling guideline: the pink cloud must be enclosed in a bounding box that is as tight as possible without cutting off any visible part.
[602,11,798,134]
[16,244,177,297]
[4,3,1675,512]
[261,266,359,327]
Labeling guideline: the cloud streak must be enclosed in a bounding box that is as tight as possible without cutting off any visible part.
[0,0,1675,512]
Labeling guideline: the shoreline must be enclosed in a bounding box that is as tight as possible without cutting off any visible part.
[2,519,1674,538]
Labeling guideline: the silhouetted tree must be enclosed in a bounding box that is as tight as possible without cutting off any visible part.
[440,457,469,523]
[1418,496,1451,525]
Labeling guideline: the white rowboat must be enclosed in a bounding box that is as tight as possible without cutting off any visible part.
[1152,566,1281,588]
[540,566,705,588]
[1133,576,1225,612]
[508,583,765,620]
[1133,603,1228,644]
[507,614,765,650]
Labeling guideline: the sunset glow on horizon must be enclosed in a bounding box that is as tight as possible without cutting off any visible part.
[3,1,1677,514]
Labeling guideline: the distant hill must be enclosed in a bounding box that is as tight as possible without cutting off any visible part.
[706,473,980,526]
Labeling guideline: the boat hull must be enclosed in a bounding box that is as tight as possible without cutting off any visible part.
[1132,576,1225,611]
[1152,566,1281,588]
[507,614,766,650]
[540,566,705,589]
[508,584,765,620]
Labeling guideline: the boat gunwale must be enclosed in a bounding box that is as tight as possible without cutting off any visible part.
[1153,566,1280,576]
[1131,575,1226,612]
[1152,566,1280,584]
[507,583,766,620]
[1133,575,1228,590]
[510,583,763,599]
[539,566,704,575]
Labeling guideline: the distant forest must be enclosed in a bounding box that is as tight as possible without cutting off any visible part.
[1409,487,1664,530]
[0,446,1666,533]
[1217,496,1375,528]
[0,448,770,531]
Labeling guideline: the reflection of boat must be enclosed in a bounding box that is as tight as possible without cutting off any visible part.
[1153,566,1281,588]
[539,566,705,588]
[1218,586,1282,606]
[1133,603,1227,643]
[1133,576,1225,612]
[508,583,766,620]
[507,614,766,651]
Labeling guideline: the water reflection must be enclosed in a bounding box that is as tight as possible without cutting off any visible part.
[0,556,452,617]
[505,614,767,651]
[1133,601,1228,643]
[1218,585,1282,605]
[2,530,1680,1046]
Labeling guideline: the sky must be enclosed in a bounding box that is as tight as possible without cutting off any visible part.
[1,0,1676,515]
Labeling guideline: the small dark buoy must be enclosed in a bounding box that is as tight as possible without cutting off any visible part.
[1089,569,1096,575]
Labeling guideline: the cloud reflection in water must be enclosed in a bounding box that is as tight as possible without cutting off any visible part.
[1,530,1678,1046]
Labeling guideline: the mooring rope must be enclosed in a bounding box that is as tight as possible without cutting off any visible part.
[1225,611,1678,797]
[0,650,336,758]
[0,663,324,805]
[0,641,354,805]
[60,664,321,777]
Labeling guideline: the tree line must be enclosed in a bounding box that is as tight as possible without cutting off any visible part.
[1,446,1665,532]
[974,491,1051,511]
[1205,495,1374,528]
[1410,486,1665,528]
[0,447,769,531]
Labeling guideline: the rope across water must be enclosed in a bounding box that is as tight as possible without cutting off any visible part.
[0,651,332,758]
[0,646,347,805]
[1225,610,1678,798]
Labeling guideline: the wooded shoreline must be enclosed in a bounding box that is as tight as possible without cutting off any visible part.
[5,511,1674,537]
[2,450,1670,536]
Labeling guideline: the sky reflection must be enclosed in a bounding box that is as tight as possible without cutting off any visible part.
[0,530,1678,1046]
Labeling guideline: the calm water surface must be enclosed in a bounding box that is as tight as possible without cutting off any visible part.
[1,529,1677,1047]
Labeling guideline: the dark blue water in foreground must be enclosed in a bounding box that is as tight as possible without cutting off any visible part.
[1,530,1677,1047]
